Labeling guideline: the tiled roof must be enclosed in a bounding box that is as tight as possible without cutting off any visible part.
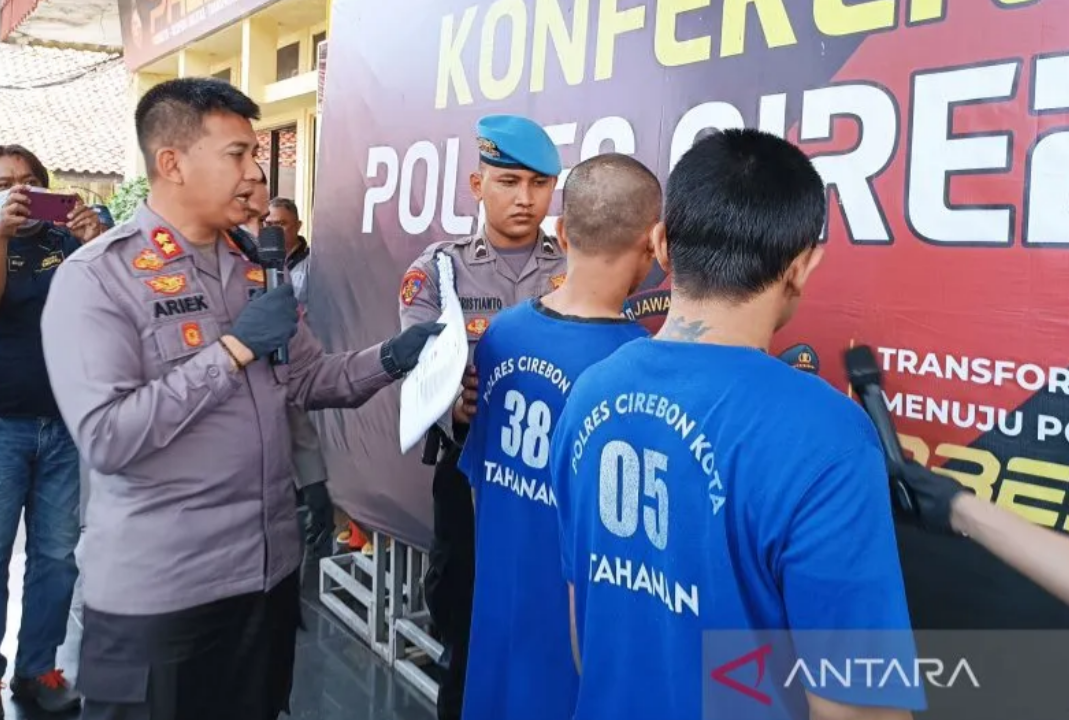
[0,43,127,176]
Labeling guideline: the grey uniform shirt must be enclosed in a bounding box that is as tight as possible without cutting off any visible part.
[41,203,394,615]
[398,228,567,442]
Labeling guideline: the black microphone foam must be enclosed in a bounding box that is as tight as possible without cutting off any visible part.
[257,226,286,268]
[844,345,882,391]
[256,226,289,366]
[844,345,916,514]
[844,345,906,472]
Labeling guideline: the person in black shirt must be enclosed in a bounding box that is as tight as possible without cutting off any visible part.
[0,144,104,713]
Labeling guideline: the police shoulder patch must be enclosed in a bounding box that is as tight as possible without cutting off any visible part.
[400,269,428,306]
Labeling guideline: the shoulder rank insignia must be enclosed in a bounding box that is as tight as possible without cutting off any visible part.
[150,227,183,260]
[144,274,187,295]
[466,317,489,337]
[549,273,566,290]
[245,267,265,284]
[400,269,428,306]
[182,321,204,348]
[133,248,165,272]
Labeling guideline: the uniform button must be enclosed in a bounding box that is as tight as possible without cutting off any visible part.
[209,367,220,378]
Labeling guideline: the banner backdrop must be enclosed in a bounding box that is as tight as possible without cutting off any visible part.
[309,0,1069,623]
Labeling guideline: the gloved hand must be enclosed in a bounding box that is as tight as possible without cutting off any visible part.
[230,284,299,360]
[380,322,447,379]
[898,460,974,535]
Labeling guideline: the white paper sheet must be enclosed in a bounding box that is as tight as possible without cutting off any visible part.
[399,252,469,454]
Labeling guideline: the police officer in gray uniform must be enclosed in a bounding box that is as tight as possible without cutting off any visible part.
[398,115,567,720]
[40,78,442,720]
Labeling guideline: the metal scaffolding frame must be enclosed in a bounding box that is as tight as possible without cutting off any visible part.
[319,532,443,705]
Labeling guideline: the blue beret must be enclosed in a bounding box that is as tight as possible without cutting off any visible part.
[476,114,562,177]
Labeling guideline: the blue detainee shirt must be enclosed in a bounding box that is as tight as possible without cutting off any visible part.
[458,299,647,720]
[550,338,925,720]
[0,223,82,418]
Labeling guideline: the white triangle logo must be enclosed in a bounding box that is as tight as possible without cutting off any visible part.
[711,494,726,515]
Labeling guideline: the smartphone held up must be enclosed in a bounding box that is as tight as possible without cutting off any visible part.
[0,186,79,225]
[24,188,78,223]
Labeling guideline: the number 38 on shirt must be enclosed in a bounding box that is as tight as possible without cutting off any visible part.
[500,389,553,470]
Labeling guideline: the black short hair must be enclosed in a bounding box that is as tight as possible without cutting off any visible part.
[561,153,661,252]
[268,196,300,221]
[0,145,49,188]
[666,129,825,302]
[135,77,261,178]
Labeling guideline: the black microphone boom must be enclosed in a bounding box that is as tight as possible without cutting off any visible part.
[257,225,289,366]
[844,345,915,514]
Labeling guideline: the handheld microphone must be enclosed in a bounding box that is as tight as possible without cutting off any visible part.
[257,225,289,366]
[844,345,915,514]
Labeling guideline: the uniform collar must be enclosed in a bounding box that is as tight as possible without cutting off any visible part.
[463,226,561,265]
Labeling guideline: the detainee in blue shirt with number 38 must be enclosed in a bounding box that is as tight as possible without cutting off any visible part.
[456,153,662,720]
[550,129,925,720]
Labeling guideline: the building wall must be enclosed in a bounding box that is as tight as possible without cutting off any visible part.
[53,174,123,206]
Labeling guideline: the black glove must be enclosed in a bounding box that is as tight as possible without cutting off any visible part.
[230,284,299,360]
[898,460,974,535]
[380,322,447,379]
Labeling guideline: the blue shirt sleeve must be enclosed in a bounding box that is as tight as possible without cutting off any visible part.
[549,391,577,583]
[457,331,491,489]
[779,441,926,710]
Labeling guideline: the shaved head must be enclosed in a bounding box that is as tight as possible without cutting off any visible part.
[561,153,662,253]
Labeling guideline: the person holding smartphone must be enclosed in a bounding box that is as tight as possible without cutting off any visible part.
[0,144,104,713]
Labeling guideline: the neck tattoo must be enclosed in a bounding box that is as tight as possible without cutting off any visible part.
[659,316,708,341]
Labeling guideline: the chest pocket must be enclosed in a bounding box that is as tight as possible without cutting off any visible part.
[152,316,222,367]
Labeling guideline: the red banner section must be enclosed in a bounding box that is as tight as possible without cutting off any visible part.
[310,0,1069,549]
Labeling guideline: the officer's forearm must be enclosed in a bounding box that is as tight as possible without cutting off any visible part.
[953,493,1069,606]
[289,344,395,411]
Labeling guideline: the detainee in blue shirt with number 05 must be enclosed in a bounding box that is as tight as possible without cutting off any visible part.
[550,129,925,720]
[456,153,662,720]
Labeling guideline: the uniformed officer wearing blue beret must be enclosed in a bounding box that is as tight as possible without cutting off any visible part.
[398,114,567,720]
